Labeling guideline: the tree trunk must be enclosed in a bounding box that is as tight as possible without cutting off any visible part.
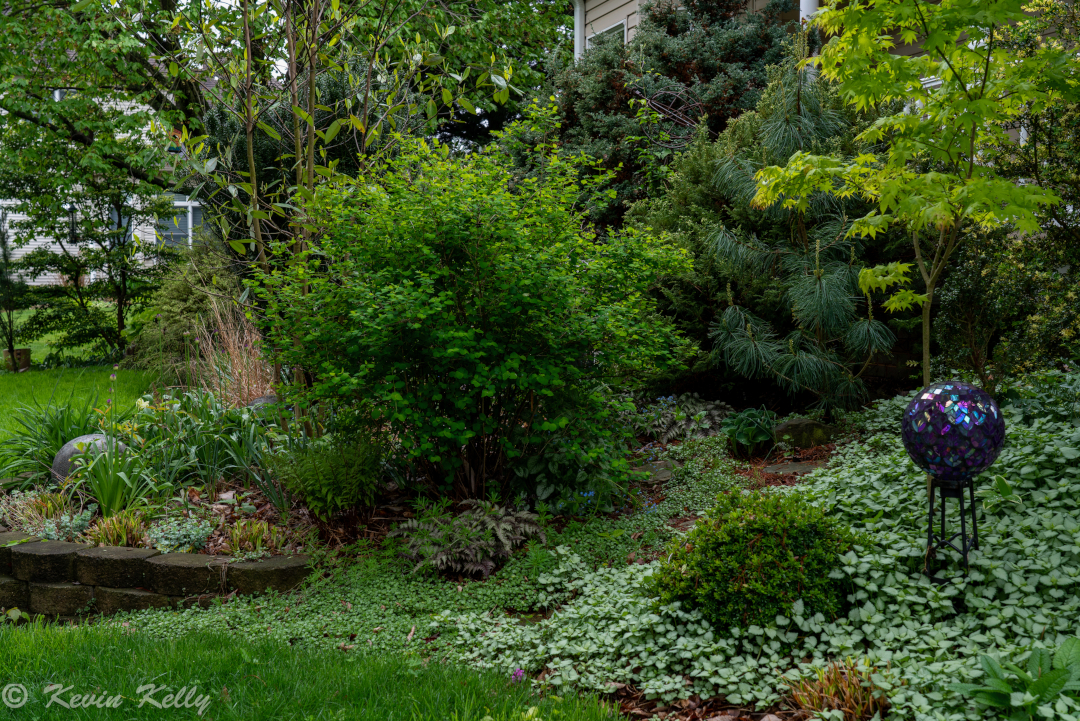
[921,282,933,389]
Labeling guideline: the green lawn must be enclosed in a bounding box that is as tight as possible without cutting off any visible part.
[0,623,617,720]
[0,366,154,440]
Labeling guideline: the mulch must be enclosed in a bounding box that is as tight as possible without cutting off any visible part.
[609,686,808,721]
[733,444,837,489]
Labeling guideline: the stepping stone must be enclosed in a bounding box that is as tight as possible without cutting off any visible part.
[0,532,39,574]
[773,418,837,448]
[29,581,93,616]
[11,540,85,582]
[0,573,28,610]
[228,555,311,595]
[761,461,824,475]
[147,553,227,596]
[76,546,160,587]
[94,587,172,614]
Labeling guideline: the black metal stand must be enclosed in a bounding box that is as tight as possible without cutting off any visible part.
[926,477,979,581]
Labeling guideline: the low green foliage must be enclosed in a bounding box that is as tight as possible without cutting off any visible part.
[948,639,1080,719]
[633,394,734,444]
[0,489,96,541]
[0,622,616,721]
[720,406,776,457]
[649,490,856,631]
[108,389,1080,719]
[263,435,381,521]
[391,499,546,578]
[145,515,214,553]
[71,440,170,517]
[85,508,147,547]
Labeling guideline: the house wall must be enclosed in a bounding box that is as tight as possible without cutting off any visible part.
[583,0,806,45]
[0,197,198,287]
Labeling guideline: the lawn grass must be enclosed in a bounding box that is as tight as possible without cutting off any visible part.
[0,622,617,720]
[0,366,154,440]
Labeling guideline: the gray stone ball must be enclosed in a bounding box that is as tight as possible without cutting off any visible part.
[51,434,127,482]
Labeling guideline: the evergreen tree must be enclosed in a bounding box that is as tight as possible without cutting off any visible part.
[548,0,794,228]
[633,38,905,407]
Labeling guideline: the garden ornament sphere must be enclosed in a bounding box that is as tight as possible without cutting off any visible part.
[901,381,1006,483]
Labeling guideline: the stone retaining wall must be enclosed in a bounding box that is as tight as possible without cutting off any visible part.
[0,532,310,616]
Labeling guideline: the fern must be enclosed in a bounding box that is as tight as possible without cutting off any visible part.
[390,500,546,578]
[636,393,734,444]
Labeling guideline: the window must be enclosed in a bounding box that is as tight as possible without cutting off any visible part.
[586,20,625,49]
[157,194,204,248]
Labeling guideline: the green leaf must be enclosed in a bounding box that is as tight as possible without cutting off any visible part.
[1054,637,1080,671]
[981,655,1006,681]
[256,122,281,141]
[1030,667,1070,704]
[323,119,342,144]
[1028,648,1053,678]
[228,240,247,255]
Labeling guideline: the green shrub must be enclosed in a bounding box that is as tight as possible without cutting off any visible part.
[263,436,381,521]
[260,133,691,499]
[649,490,856,630]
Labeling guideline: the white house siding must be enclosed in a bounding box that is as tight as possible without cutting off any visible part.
[584,0,802,47]
[585,0,637,43]
[0,200,61,286]
[0,197,201,286]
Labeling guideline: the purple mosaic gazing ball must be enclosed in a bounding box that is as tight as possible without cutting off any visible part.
[901,381,1006,482]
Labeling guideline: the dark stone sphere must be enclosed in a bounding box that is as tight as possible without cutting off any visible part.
[51,434,127,482]
[901,381,1006,482]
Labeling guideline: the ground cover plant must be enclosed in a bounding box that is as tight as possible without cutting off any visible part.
[0,621,617,721]
[102,380,1080,720]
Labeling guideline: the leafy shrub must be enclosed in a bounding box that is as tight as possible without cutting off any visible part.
[260,136,690,499]
[649,490,856,630]
[85,509,147,547]
[263,435,381,521]
[720,407,776,457]
[635,393,734,444]
[145,515,214,553]
[391,499,546,578]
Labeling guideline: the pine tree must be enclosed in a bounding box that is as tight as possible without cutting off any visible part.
[708,35,899,409]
